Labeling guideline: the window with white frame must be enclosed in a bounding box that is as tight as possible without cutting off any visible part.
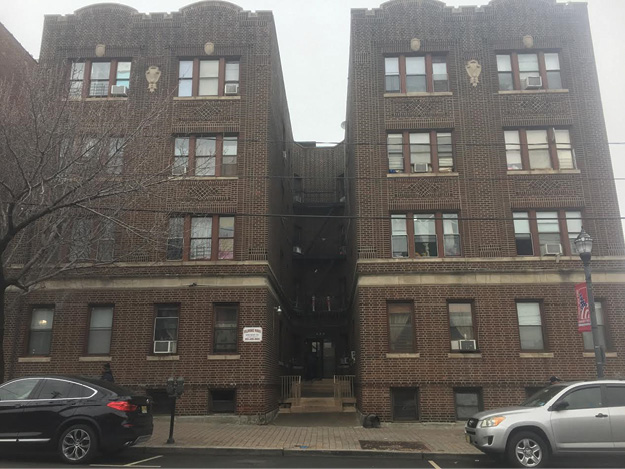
[516,302,545,351]
[153,305,179,354]
[88,306,114,354]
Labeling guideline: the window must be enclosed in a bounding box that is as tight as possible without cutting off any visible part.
[391,213,461,258]
[88,306,113,355]
[387,131,454,173]
[172,135,237,176]
[69,60,131,98]
[388,302,414,353]
[166,215,234,261]
[496,52,562,90]
[385,55,448,93]
[391,388,419,421]
[0,379,41,400]
[449,303,476,351]
[69,218,115,262]
[153,305,179,354]
[28,308,54,355]
[454,389,482,420]
[210,389,236,413]
[562,386,602,410]
[504,129,574,170]
[70,218,92,262]
[106,138,124,175]
[38,379,74,400]
[606,386,625,407]
[582,301,608,351]
[79,137,126,174]
[214,304,238,353]
[516,302,545,351]
[513,210,582,256]
[178,59,240,97]
[96,219,115,262]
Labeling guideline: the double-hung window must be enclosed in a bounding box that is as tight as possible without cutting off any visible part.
[28,308,54,355]
[178,59,240,97]
[214,304,238,353]
[388,303,414,353]
[513,210,582,256]
[496,52,562,90]
[166,215,235,261]
[384,55,448,93]
[387,131,454,173]
[172,135,237,176]
[391,213,461,258]
[504,129,574,170]
[87,306,114,355]
[516,302,545,351]
[449,303,476,351]
[153,305,179,354]
[69,60,132,98]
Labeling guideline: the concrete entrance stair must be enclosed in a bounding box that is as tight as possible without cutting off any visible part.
[288,397,343,413]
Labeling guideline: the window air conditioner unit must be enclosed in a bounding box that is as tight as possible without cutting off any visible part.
[459,339,477,351]
[110,85,128,96]
[154,340,177,354]
[541,243,562,256]
[293,246,302,255]
[224,83,239,95]
[522,76,542,90]
[412,163,430,173]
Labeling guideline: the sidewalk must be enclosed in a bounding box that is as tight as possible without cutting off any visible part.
[137,416,482,457]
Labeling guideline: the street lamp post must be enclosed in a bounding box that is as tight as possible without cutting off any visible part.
[574,229,606,379]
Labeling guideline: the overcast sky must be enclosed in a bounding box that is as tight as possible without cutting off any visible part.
[1,0,623,238]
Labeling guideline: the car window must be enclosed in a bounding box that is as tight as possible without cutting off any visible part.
[562,386,603,410]
[606,386,625,407]
[38,379,75,399]
[68,383,95,398]
[0,379,41,400]
[521,385,565,407]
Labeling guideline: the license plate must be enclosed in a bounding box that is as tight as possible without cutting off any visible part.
[141,406,148,413]
[466,434,471,443]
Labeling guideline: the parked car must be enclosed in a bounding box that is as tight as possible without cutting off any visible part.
[0,375,153,464]
[465,380,625,468]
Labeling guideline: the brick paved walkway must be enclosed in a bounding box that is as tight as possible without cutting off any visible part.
[140,416,481,455]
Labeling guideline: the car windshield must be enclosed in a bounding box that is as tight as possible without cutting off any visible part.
[521,385,566,407]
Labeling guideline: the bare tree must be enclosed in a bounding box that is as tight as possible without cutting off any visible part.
[0,65,171,380]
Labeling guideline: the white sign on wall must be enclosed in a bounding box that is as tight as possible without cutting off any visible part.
[243,327,263,343]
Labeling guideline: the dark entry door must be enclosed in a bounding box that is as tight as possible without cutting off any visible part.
[305,340,322,380]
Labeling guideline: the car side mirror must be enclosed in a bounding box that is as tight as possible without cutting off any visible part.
[551,400,569,411]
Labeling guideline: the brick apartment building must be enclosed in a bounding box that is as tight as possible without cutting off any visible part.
[2,0,624,422]
[0,21,37,90]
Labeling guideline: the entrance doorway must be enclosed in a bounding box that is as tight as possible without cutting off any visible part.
[305,339,335,380]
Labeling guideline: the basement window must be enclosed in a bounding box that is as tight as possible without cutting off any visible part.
[210,389,236,413]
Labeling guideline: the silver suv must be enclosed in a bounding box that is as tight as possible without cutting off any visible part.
[465,380,625,468]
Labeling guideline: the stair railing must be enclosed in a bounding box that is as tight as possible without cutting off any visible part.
[280,375,301,405]
[333,374,355,401]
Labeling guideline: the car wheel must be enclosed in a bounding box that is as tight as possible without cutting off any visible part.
[58,424,98,464]
[506,431,549,468]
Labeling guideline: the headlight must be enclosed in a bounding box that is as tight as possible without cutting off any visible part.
[480,416,506,427]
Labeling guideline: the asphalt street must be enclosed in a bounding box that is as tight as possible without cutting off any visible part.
[1,449,625,468]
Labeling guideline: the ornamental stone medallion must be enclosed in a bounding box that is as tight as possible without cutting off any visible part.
[95,44,106,57]
[465,59,482,87]
[204,42,215,55]
[145,66,161,93]
[410,38,421,51]
[523,35,534,48]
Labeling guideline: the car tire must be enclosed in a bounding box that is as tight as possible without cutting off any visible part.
[506,431,549,468]
[58,424,98,465]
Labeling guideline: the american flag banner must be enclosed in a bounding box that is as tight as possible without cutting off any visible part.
[575,283,592,332]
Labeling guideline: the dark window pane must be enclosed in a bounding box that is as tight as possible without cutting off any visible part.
[564,387,602,410]
[38,379,74,400]
[68,384,94,398]
[516,235,534,255]
[385,76,400,92]
[214,305,238,353]
[210,389,236,413]
[0,379,41,400]
[406,76,427,92]
[498,73,514,91]
[547,71,562,90]
[455,390,481,419]
[606,386,625,407]
[392,388,418,421]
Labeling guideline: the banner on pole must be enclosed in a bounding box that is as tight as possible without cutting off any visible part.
[575,283,591,332]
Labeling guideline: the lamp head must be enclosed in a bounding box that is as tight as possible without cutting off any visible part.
[574,228,593,256]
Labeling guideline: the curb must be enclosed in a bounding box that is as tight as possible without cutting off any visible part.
[129,446,479,459]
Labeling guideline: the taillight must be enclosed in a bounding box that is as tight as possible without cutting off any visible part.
[107,401,138,412]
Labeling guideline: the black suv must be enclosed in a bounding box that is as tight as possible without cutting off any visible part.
[0,375,153,464]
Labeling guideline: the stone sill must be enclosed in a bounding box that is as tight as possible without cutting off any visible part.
[519,352,555,358]
[79,356,112,362]
[360,255,611,264]
[173,96,241,101]
[387,172,458,178]
[207,354,241,360]
[583,352,618,358]
[18,357,51,363]
[146,355,180,361]
[448,353,482,359]
[507,169,581,176]
[384,91,453,98]
[498,89,569,95]
[386,353,420,358]
[168,176,238,181]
